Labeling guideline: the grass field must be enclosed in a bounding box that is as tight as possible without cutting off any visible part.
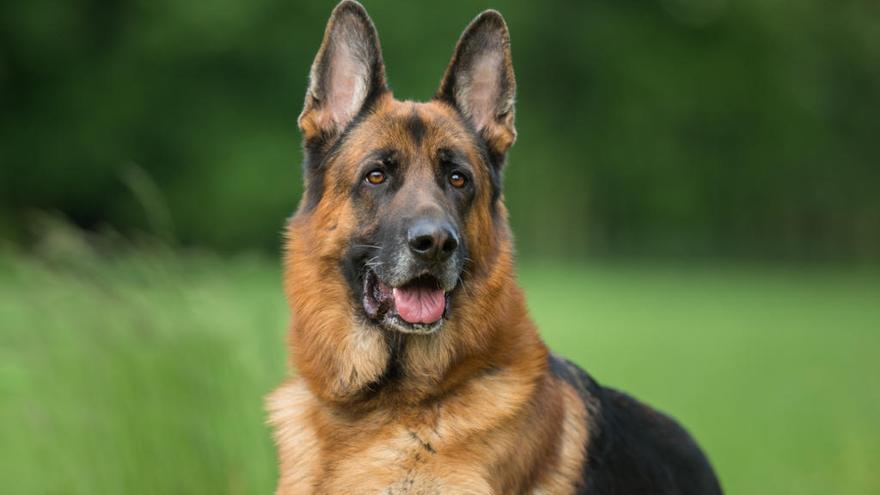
[2,234,879,494]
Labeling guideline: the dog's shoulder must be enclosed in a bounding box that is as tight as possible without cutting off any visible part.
[548,353,723,495]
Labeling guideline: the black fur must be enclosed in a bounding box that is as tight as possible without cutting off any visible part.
[404,111,427,145]
[549,354,723,494]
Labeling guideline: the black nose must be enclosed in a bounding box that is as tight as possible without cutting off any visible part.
[407,219,459,262]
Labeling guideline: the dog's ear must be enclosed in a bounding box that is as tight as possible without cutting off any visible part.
[299,1,387,142]
[436,10,516,159]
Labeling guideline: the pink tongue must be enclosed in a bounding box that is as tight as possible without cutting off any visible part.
[392,286,446,324]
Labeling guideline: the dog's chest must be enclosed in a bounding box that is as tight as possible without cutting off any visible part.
[318,424,492,495]
[269,381,491,494]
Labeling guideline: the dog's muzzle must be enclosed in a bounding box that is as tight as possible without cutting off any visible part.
[361,218,463,333]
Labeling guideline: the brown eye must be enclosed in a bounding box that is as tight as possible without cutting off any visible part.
[449,172,467,188]
[365,169,386,185]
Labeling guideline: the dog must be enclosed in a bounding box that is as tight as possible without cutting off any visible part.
[267,2,723,493]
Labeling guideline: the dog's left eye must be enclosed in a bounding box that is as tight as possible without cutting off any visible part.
[365,169,386,185]
[449,172,467,188]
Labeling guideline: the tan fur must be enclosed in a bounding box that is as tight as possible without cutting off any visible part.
[269,3,588,493]
[269,95,590,494]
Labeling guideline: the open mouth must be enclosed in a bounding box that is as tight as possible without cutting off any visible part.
[362,270,450,333]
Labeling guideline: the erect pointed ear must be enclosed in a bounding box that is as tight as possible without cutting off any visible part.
[298,1,387,142]
[436,10,516,159]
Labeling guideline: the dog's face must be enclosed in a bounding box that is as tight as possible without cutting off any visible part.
[337,102,484,334]
[285,0,516,363]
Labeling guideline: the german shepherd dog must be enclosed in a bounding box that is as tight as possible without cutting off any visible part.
[268,2,722,493]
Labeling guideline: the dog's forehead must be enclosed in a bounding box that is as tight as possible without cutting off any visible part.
[343,99,475,159]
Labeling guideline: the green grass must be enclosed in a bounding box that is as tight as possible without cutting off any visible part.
[2,236,879,494]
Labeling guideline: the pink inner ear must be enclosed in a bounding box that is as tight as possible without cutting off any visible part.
[326,36,369,128]
[456,50,503,132]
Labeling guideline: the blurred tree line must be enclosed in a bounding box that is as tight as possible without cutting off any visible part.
[1,0,878,260]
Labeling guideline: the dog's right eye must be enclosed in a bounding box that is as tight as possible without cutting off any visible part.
[365,169,386,185]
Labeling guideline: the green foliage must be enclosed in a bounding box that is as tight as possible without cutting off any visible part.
[1,0,878,258]
[2,237,879,493]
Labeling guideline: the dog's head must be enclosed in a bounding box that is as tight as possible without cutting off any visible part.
[285,1,524,400]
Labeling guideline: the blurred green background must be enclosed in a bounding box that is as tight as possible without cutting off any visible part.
[2,0,879,493]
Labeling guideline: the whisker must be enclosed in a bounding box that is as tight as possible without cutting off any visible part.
[457,275,476,298]
[460,265,475,279]
[352,243,382,251]
[364,256,384,269]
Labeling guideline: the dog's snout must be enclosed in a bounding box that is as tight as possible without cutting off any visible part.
[407,219,459,262]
